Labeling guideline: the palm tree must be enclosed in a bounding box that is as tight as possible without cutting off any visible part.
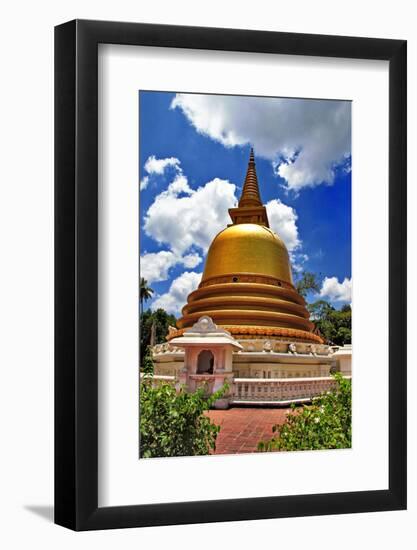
[140,277,154,315]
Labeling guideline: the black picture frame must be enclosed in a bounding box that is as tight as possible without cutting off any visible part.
[55,19,407,531]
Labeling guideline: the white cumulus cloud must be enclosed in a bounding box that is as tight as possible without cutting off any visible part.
[152,271,202,315]
[144,155,181,175]
[320,276,352,302]
[181,253,202,269]
[141,250,177,283]
[140,175,150,191]
[144,176,237,255]
[140,250,202,284]
[140,155,182,191]
[266,199,300,252]
[171,93,351,192]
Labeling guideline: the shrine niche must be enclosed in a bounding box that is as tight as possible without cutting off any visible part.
[197,350,214,374]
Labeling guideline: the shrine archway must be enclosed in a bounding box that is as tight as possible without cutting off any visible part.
[197,350,214,374]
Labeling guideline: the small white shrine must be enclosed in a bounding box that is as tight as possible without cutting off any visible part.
[169,316,242,409]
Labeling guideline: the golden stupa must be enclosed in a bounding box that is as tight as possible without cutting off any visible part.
[172,149,322,344]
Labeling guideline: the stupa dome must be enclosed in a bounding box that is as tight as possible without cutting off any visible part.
[202,223,293,285]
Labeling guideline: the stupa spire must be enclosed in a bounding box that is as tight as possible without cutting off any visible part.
[228,148,269,227]
[238,148,263,208]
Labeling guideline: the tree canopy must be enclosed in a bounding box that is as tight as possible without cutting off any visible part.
[140,308,177,358]
[308,300,351,345]
[294,271,351,346]
[294,271,321,298]
[140,277,154,313]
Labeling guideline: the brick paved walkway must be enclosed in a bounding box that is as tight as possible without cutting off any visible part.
[206,407,292,455]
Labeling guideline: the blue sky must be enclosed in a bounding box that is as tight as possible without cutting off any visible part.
[139,91,351,315]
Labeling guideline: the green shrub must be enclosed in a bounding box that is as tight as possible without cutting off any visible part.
[258,373,351,452]
[140,381,227,458]
[141,345,154,376]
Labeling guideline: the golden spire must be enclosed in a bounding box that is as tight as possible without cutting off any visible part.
[238,148,262,207]
[228,148,269,227]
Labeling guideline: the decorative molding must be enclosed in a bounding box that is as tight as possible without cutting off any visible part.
[185,315,226,335]
[167,324,324,344]
[198,272,294,290]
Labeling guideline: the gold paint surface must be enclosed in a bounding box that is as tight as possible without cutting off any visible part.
[202,223,293,284]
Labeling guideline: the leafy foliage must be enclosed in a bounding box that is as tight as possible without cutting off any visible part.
[140,380,227,458]
[294,271,321,298]
[308,300,351,345]
[141,346,155,376]
[293,271,351,345]
[258,373,351,452]
[140,277,154,313]
[140,308,177,359]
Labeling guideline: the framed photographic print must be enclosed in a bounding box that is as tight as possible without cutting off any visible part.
[55,19,407,530]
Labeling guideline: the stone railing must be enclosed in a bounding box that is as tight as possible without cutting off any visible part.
[140,373,350,405]
[232,376,341,404]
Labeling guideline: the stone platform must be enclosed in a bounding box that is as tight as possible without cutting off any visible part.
[150,316,351,409]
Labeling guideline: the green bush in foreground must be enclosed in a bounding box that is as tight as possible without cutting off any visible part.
[258,373,351,452]
[141,345,154,376]
[140,381,227,458]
